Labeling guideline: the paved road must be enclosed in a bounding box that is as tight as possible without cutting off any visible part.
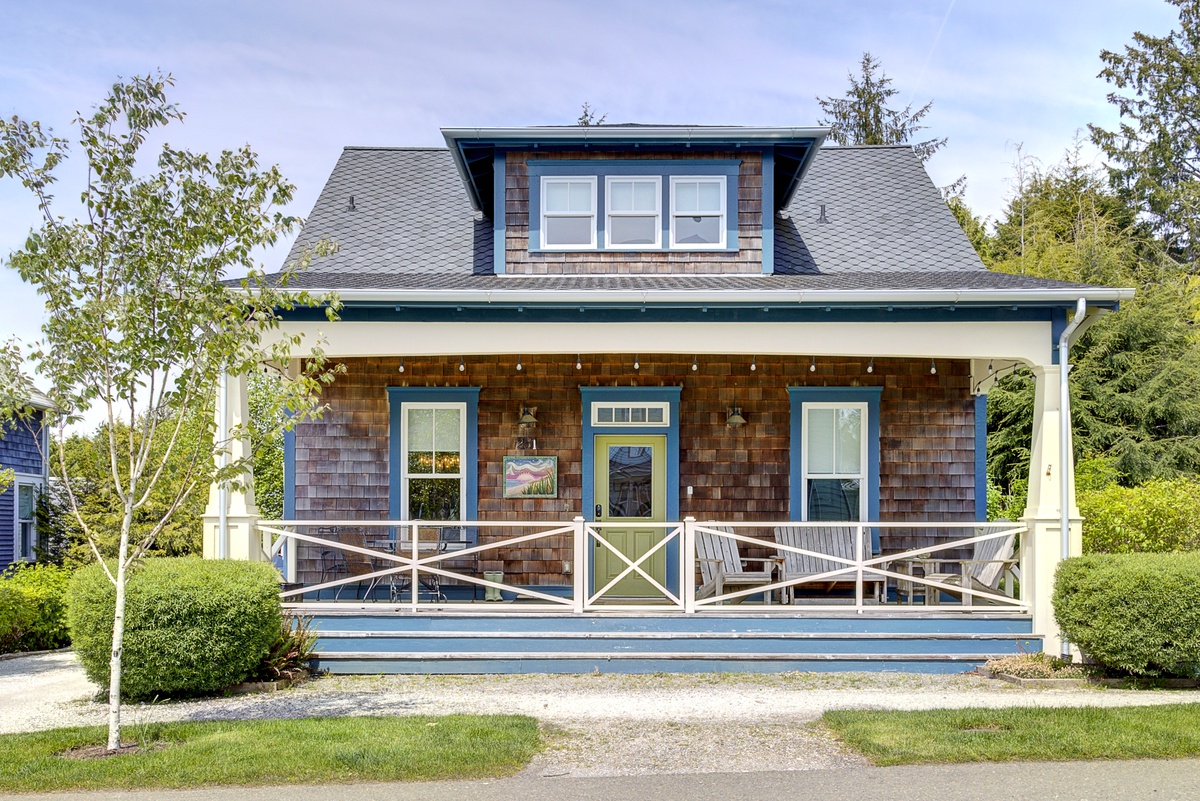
[6,760,1199,801]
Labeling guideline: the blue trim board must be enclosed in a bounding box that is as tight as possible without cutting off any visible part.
[386,387,481,521]
[283,421,296,520]
[492,152,506,274]
[580,386,683,597]
[528,160,740,253]
[280,303,1087,326]
[975,394,988,522]
[761,149,775,274]
[787,387,882,552]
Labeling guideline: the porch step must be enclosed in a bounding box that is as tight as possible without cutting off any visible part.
[298,611,1039,674]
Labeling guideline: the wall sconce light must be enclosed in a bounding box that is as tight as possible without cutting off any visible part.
[726,407,747,428]
[516,405,538,450]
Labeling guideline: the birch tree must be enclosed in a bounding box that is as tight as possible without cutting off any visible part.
[0,73,337,751]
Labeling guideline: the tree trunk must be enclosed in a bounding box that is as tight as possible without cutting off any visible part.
[106,510,133,751]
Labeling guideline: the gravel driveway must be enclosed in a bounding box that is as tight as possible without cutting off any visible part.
[4,651,1199,777]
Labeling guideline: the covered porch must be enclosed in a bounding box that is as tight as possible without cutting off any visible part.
[203,303,1092,669]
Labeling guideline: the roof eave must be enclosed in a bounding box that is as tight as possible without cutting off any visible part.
[309,287,1137,308]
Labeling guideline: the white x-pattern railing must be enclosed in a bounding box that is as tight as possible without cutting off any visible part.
[258,517,1027,614]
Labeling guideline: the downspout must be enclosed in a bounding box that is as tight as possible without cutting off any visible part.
[1057,298,1086,657]
[217,371,228,560]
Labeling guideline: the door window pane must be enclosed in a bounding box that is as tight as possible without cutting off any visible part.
[608,446,653,518]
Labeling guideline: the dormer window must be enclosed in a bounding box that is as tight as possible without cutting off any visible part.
[670,176,726,249]
[541,176,596,249]
[528,161,738,253]
[605,176,661,249]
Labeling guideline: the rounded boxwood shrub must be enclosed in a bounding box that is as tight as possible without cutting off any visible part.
[1054,552,1200,677]
[1,563,73,651]
[67,557,281,699]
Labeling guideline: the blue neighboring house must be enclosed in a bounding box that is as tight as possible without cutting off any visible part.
[0,390,51,569]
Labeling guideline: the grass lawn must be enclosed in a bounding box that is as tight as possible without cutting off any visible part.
[824,704,1200,766]
[0,714,540,792]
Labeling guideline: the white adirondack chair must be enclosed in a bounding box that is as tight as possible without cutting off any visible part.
[695,525,782,604]
[773,524,884,604]
[908,526,1019,606]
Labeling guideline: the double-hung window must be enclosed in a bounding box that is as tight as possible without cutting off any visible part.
[400,404,465,523]
[540,176,596,249]
[670,176,727,249]
[800,403,867,521]
[605,176,661,248]
[16,483,36,561]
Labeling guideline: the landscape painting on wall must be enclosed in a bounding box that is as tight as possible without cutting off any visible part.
[503,456,558,498]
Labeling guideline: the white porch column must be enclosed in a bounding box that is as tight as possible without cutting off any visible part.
[202,371,262,561]
[1020,364,1082,656]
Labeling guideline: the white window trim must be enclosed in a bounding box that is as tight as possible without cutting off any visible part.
[11,474,43,563]
[799,402,868,522]
[591,401,670,428]
[540,175,597,250]
[669,175,727,250]
[399,402,467,523]
[604,175,662,250]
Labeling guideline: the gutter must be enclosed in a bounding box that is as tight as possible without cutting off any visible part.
[321,287,1136,307]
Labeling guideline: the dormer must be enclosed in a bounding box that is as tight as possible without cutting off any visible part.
[442,125,827,276]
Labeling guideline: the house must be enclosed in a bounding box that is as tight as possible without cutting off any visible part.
[0,389,51,569]
[202,125,1133,673]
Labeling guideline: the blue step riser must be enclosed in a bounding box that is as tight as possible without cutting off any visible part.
[314,637,1039,656]
[301,614,1034,636]
[315,657,1011,675]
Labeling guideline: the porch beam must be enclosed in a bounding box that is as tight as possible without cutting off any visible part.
[274,320,1058,365]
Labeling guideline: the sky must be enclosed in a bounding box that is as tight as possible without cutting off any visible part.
[0,0,1183,384]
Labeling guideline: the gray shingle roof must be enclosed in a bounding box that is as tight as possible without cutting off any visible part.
[777,146,985,275]
[275,144,1063,295]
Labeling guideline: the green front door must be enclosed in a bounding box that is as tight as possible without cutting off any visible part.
[593,435,667,599]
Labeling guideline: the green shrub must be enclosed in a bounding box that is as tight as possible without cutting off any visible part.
[0,586,36,654]
[1054,553,1200,677]
[1,563,73,651]
[1078,477,1200,553]
[67,558,281,699]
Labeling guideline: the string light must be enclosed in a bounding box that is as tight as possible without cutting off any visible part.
[691,356,699,372]
[750,356,757,372]
[930,360,937,375]
[398,359,405,374]
[866,358,874,374]
[459,358,466,373]
[576,355,582,370]
[516,356,523,372]
[809,357,817,373]
[633,355,640,370]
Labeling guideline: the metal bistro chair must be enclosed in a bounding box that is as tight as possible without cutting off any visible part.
[391,523,471,602]
[317,526,372,600]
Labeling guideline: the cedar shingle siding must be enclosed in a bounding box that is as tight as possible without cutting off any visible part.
[293,356,976,585]
[504,151,763,275]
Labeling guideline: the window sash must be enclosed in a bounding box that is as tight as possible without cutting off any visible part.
[541,176,597,249]
[670,176,727,249]
[605,176,661,249]
[400,402,466,521]
[800,402,868,521]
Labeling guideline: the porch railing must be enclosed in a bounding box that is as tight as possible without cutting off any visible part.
[257,518,1028,614]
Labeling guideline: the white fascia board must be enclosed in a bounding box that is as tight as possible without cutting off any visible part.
[327,286,1136,306]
